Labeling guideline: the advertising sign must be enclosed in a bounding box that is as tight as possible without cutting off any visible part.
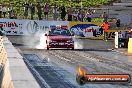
[0,19,69,35]
[69,22,103,37]
[69,22,116,40]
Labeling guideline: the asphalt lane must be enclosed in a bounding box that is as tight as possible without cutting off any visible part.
[13,38,132,88]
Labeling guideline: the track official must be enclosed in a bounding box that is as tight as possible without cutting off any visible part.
[102,22,110,41]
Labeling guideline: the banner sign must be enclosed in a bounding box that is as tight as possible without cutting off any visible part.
[0,19,69,35]
[69,22,116,39]
[70,22,102,37]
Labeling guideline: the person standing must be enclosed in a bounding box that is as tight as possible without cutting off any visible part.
[36,3,42,20]
[78,9,83,22]
[0,4,2,18]
[116,19,120,28]
[81,10,85,22]
[85,12,92,22]
[30,3,35,20]
[102,22,110,41]
[78,10,82,22]
[67,7,72,21]
[73,8,78,21]
[43,3,49,20]
[8,3,13,19]
[102,12,108,22]
[24,2,29,19]
[60,4,66,21]
[13,12,17,19]
[78,9,84,22]
[53,4,58,20]
[2,3,6,18]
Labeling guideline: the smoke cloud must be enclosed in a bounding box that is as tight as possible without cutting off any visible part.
[73,37,84,49]
[22,33,84,50]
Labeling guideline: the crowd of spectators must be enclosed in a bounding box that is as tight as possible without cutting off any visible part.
[0,3,17,19]
[0,2,112,23]
[0,2,108,22]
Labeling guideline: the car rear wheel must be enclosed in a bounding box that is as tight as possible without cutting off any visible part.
[47,46,49,50]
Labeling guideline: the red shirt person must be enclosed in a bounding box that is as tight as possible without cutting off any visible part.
[102,22,110,41]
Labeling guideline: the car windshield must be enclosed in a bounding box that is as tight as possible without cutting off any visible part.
[49,29,71,36]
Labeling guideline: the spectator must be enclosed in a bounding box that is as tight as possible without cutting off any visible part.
[53,4,58,20]
[78,10,81,22]
[78,9,84,22]
[2,3,6,18]
[8,3,13,19]
[60,4,66,21]
[10,13,14,19]
[43,3,49,20]
[102,12,108,22]
[101,22,110,41]
[82,10,85,22]
[73,8,78,21]
[24,2,29,19]
[13,12,17,19]
[10,12,17,19]
[85,11,92,22]
[36,3,42,20]
[0,4,2,18]
[30,3,35,20]
[67,7,72,21]
[116,19,120,27]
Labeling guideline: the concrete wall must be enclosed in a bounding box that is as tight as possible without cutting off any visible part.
[0,36,40,88]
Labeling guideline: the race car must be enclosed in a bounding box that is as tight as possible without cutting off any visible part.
[45,27,74,50]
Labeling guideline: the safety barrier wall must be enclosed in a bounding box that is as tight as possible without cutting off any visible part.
[0,19,112,39]
[0,19,130,40]
[0,36,7,71]
[0,36,40,88]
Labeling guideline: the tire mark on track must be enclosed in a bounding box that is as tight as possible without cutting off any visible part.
[50,50,132,74]
[71,50,132,73]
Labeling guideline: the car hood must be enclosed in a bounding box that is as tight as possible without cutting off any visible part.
[48,36,72,40]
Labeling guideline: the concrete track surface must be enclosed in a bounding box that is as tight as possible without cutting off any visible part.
[9,36,132,88]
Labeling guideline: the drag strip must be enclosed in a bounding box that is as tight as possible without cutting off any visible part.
[19,49,132,88]
[44,50,132,74]
[23,54,77,88]
[14,38,132,88]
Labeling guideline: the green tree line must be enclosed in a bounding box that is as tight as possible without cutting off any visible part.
[0,0,113,19]
[0,0,113,7]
